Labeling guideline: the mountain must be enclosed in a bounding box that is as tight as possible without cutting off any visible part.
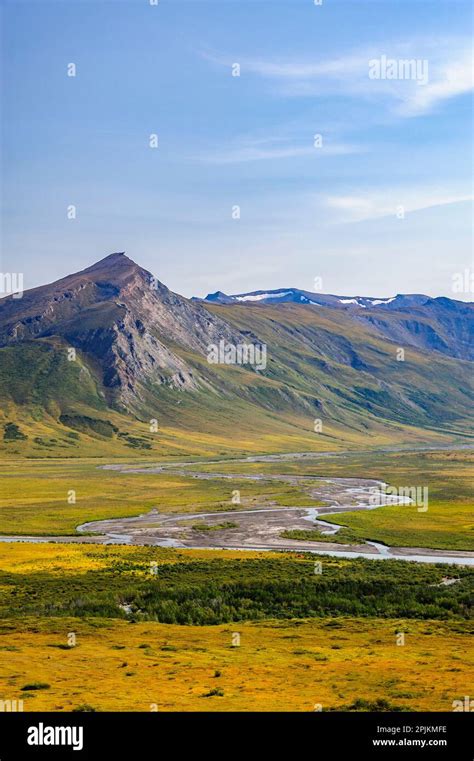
[0,253,254,404]
[0,253,472,458]
[200,287,432,309]
[199,288,473,361]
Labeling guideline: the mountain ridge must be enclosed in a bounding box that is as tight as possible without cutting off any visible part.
[197,286,473,361]
[0,253,472,457]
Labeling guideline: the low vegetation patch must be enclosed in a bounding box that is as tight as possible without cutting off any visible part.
[59,415,118,439]
[0,547,471,625]
[3,422,28,442]
[281,528,359,545]
[192,522,238,532]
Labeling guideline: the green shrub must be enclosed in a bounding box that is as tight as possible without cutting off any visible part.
[3,422,27,441]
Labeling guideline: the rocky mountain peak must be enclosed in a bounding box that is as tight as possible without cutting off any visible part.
[0,253,256,408]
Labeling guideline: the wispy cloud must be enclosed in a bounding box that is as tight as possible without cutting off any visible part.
[195,138,362,164]
[203,39,473,118]
[396,51,473,116]
[325,189,473,223]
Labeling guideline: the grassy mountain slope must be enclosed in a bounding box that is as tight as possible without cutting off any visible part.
[0,254,472,459]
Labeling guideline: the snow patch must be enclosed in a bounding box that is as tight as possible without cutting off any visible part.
[339,298,366,307]
[234,291,293,302]
[370,297,396,306]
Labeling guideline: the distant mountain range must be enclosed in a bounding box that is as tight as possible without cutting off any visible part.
[201,287,431,309]
[198,288,473,362]
[0,253,472,457]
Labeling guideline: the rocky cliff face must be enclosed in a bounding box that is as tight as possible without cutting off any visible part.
[0,253,250,407]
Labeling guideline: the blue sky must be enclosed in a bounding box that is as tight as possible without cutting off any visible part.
[2,0,473,299]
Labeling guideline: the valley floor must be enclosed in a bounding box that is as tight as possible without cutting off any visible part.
[0,446,472,712]
[73,457,474,565]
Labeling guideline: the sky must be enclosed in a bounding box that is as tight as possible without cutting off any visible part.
[1,0,473,300]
